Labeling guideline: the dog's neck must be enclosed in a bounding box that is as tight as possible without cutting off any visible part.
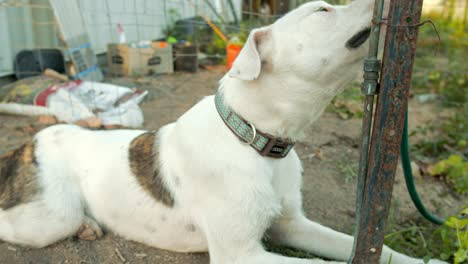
[220,74,346,141]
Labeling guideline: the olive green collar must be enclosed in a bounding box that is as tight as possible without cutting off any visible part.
[214,92,294,158]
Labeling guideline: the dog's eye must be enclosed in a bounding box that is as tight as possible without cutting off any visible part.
[316,7,328,12]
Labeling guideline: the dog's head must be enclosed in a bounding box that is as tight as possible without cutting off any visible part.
[230,0,375,82]
[224,0,382,139]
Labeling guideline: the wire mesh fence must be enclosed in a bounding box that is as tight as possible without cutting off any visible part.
[0,0,466,262]
[0,0,466,152]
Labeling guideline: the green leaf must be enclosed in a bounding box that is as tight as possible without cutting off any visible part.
[454,249,468,264]
[429,155,468,194]
[423,255,431,263]
[447,155,463,165]
[445,216,468,229]
[440,252,450,260]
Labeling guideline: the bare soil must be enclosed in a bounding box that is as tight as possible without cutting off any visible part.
[0,67,464,263]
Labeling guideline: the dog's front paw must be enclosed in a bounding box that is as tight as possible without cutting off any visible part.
[76,224,103,241]
[75,217,103,241]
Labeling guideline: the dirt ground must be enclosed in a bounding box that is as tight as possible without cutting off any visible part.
[0,67,465,263]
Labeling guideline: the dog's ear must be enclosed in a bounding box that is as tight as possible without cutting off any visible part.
[229,27,270,81]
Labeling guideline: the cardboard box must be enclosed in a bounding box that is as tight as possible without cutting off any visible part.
[107,42,173,76]
[150,42,174,74]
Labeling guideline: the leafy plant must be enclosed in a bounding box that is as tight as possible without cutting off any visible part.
[385,209,468,264]
[443,210,468,264]
[429,155,468,194]
[412,10,467,107]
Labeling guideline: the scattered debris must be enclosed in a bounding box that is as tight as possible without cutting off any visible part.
[304,148,324,160]
[114,247,126,263]
[134,253,147,259]
[0,72,148,128]
[7,246,17,252]
[38,115,58,125]
[416,93,438,103]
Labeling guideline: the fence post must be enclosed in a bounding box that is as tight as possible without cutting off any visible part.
[349,0,424,263]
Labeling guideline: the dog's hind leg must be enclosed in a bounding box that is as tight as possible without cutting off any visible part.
[0,200,84,248]
[0,137,86,248]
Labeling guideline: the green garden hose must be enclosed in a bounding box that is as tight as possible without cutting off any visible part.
[400,107,445,225]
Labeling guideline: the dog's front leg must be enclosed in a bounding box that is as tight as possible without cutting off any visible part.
[267,152,445,264]
[268,213,448,264]
[200,209,307,264]
[268,213,355,261]
[196,176,343,264]
[201,205,344,264]
[267,181,450,263]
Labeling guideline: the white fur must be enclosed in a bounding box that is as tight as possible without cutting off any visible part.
[0,1,447,264]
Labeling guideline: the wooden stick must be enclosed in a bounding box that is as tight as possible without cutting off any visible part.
[44,68,69,82]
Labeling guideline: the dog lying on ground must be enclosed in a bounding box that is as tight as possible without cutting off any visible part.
[0,0,447,263]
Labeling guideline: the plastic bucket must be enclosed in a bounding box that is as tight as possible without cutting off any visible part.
[226,44,243,69]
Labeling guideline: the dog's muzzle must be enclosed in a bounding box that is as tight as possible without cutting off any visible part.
[346,27,371,49]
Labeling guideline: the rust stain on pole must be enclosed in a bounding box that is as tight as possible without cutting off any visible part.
[351,0,424,263]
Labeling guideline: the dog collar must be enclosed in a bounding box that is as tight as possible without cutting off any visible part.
[215,92,294,158]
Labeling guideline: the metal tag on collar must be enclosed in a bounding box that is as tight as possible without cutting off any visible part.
[261,138,292,158]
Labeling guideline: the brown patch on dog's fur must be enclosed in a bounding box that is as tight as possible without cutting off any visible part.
[129,132,174,207]
[0,141,40,210]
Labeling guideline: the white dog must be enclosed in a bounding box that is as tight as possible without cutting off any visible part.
[0,1,447,264]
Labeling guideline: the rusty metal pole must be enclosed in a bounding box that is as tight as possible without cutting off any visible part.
[350,0,424,263]
[349,0,385,261]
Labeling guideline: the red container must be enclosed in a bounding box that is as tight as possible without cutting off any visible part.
[226,44,243,69]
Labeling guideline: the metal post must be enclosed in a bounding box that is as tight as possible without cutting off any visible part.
[349,0,384,261]
[350,0,424,263]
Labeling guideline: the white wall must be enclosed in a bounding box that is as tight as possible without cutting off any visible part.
[79,0,242,53]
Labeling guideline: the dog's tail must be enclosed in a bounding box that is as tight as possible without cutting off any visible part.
[0,103,54,116]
